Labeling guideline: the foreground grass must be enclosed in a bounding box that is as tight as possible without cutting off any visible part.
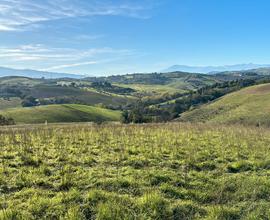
[1,123,270,219]
[0,104,121,124]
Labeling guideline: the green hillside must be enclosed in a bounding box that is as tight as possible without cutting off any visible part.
[101,72,222,94]
[0,104,121,124]
[180,83,270,126]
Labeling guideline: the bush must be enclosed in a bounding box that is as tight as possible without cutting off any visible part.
[0,115,15,126]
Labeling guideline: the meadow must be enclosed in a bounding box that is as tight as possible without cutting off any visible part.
[1,123,270,219]
[0,104,121,124]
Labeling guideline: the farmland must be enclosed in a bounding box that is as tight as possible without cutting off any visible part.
[1,123,270,219]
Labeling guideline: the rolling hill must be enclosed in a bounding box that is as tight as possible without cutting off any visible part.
[179,83,270,126]
[87,72,224,94]
[0,104,121,124]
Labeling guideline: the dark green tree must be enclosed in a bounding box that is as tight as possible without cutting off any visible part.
[22,96,39,107]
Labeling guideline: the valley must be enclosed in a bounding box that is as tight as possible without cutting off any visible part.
[1,68,270,125]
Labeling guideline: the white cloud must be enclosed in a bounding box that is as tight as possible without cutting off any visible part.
[0,44,135,71]
[42,61,98,71]
[0,44,128,61]
[0,0,153,31]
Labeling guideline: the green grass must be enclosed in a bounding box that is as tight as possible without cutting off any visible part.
[30,85,130,106]
[180,83,270,126]
[0,104,121,124]
[115,83,185,94]
[1,123,270,219]
[0,76,43,86]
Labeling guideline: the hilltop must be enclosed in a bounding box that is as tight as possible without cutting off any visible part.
[179,83,270,126]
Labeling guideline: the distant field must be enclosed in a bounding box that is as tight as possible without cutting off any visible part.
[0,76,43,86]
[180,83,270,126]
[30,85,130,106]
[0,97,21,110]
[0,104,121,124]
[1,123,270,219]
[115,83,185,94]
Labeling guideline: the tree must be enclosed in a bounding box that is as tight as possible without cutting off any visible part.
[121,110,130,124]
[22,96,39,107]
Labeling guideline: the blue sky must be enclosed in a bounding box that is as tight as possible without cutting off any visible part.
[0,0,270,76]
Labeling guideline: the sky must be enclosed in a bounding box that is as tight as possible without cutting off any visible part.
[0,0,270,76]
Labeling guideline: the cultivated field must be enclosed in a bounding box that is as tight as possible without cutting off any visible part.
[1,123,270,219]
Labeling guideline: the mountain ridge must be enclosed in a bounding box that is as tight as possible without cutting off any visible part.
[163,63,270,74]
[0,66,84,79]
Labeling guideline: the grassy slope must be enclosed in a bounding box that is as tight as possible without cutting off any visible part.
[1,123,270,219]
[30,85,130,106]
[115,74,219,95]
[0,97,21,110]
[115,83,185,94]
[180,83,270,126]
[0,104,121,124]
[0,76,43,86]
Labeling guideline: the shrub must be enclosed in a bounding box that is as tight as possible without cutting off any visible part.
[0,115,15,126]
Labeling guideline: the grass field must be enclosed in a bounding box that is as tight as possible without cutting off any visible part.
[1,123,270,219]
[180,83,270,126]
[0,104,121,124]
[115,83,186,94]
[30,85,130,106]
[0,98,21,110]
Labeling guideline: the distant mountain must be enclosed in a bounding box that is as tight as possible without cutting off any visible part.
[163,64,270,74]
[0,67,84,79]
